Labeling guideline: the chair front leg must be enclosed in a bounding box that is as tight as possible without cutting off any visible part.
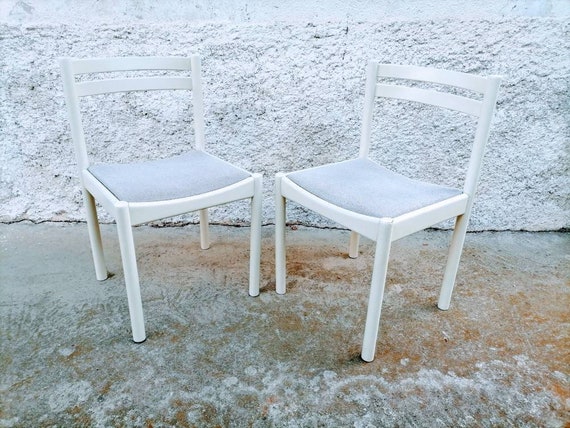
[275,173,287,294]
[249,174,263,297]
[115,202,146,343]
[361,220,393,362]
[438,214,469,310]
[84,191,108,280]
[199,208,210,250]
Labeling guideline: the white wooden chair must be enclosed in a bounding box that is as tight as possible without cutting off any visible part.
[60,55,262,343]
[275,62,501,362]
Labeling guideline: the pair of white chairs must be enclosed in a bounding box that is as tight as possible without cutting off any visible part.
[60,55,500,362]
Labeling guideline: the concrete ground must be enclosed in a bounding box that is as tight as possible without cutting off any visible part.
[0,222,568,427]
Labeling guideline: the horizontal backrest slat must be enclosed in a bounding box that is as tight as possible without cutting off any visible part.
[375,84,482,116]
[378,63,487,93]
[71,56,192,75]
[75,77,193,97]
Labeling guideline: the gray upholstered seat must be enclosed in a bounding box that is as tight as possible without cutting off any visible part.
[89,150,251,203]
[287,158,462,218]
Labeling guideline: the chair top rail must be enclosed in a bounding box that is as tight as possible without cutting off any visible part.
[377,63,488,94]
[75,77,193,97]
[375,83,482,117]
[69,56,193,75]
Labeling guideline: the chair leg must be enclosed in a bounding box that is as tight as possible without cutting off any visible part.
[249,174,263,297]
[275,173,287,294]
[349,231,360,259]
[438,214,469,311]
[361,220,393,362]
[199,208,210,250]
[83,191,108,280]
[115,202,146,343]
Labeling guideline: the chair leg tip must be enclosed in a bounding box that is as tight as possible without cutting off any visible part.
[360,354,374,363]
[133,337,147,344]
[437,303,450,311]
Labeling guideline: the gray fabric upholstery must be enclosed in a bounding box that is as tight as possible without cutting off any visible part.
[88,150,251,203]
[287,158,462,218]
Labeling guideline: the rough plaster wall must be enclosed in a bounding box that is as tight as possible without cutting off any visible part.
[2,0,570,22]
[0,2,569,230]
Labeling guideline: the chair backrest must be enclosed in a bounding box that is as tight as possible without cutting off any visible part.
[359,61,501,198]
[60,55,205,173]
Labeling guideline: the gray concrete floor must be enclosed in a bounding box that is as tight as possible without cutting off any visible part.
[0,222,568,427]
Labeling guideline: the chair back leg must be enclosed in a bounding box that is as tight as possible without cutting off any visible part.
[84,191,108,280]
[274,173,287,295]
[115,203,146,343]
[199,208,210,250]
[438,214,470,310]
[249,174,263,297]
[349,231,360,259]
[361,220,393,362]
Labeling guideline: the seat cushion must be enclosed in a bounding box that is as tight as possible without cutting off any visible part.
[88,150,251,203]
[287,158,462,218]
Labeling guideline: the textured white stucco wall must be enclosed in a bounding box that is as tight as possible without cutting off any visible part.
[2,0,569,22]
[1,1,568,230]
